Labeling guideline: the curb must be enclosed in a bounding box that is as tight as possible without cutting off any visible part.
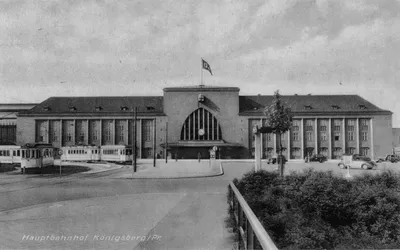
[115,161,225,180]
[81,164,124,175]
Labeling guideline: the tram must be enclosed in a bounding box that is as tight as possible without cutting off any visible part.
[61,145,101,162]
[0,145,22,164]
[20,143,54,170]
[100,145,133,162]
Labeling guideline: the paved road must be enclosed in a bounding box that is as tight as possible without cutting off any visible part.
[1,161,396,250]
[0,163,254,250]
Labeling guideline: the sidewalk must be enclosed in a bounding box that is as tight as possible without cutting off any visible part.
[114,159,223,179]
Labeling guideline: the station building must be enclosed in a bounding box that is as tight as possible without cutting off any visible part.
[16,85,393,160]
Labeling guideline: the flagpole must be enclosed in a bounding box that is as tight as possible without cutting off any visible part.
[200,58,203,86]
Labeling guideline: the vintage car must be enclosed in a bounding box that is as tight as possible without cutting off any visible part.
[309,154,327,163]
[376,154,400,163]
[338,154,377,170]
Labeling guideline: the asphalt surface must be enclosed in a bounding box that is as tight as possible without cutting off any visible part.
[0,162,253,250]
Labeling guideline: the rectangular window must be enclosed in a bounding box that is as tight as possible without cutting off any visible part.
[361,147,369,156]
[320,126,327,132]
[334,133,340,141]
[36,121,48,142]
[306,131,312,141]
[320,148,328,156]
[334,126,340,132]
[334,120,341,126]
[333,148,342,159]
[361,119,368,126]
[65,121,74,142]
[266,133,272,141]
[118,124,125,142]
[362,132,368,141]
[348,126,354,132]
[291,147,301,159]
[79,132,85,142]
[305,126,313,131]
[52,131,58,142]
[348,132,354,141]
[320,132,327,141]
[293,132,299,141]
[361,125,368,131]
[105,128,111,142]
[93,131,99,141]
[292,126,299,131]
[348,120,355,126]
[347,148,355,154]
[143,120,152,142]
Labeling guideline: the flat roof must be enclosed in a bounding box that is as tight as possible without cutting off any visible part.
[163,85,240,92]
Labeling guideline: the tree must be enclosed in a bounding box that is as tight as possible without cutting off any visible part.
[264,90,293,176]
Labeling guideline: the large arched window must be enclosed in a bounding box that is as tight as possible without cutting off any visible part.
[180,108,222,140]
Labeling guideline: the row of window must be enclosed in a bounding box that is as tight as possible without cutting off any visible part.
[22,149,53,159]
[254,131,369,143]
[101,149,132,155]
[0,149,53,158]
[102,149,120,155]
[67,149,90,155]
[36,120,152,144]
[290,131,369,141]
[0,150,10,156]
[294,119,370,127]
[293,124,369,132]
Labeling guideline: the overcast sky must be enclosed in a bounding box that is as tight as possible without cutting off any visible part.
[1,0,400,126]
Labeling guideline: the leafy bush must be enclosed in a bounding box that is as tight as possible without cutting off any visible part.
[229,169,400,249]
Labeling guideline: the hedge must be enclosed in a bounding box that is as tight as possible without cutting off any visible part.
[228,169,400,249]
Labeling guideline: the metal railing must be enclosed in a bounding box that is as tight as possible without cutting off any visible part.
[228,181,278,250]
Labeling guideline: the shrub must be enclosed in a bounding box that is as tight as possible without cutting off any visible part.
[228,169,400,249]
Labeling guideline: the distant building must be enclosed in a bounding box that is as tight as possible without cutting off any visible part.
[392,128,400,154]
[16,85,393,160]
[0,104,37,145]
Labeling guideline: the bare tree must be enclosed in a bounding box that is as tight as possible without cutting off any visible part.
[264,90,292,176]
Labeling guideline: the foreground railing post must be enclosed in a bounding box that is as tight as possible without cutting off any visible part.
[229,181,278,250]
[247,219,254,250]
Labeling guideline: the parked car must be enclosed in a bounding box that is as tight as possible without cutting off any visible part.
[376,154,400,163]
[338,154,377,170]
[309,154,327,163]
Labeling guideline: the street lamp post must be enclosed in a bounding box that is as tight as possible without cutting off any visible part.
[153,119,156,167]
[165,121,168,164]
[132,107,137,176]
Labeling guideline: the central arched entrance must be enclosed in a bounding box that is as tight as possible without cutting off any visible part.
[174,108,223,159]
[180,108,222,141]
[162,108,243,159]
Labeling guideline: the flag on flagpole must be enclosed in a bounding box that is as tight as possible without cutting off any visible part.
[202,58,213,75]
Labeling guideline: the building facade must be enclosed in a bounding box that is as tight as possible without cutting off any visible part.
[0,104,37,145]
[16,85,393,160]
